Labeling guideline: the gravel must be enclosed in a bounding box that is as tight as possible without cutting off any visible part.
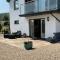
[0,42,60,60]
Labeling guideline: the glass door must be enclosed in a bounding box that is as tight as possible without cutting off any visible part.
[29,20,34,38]
[41,19,45,38]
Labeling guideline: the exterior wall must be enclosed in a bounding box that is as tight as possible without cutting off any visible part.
[27,14,56,38]
[9,0,60,38]
[53,13,60,32]
[10,0,29,36]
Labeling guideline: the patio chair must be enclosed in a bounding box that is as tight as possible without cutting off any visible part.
[12,31,21,38]
[4,32,16,39]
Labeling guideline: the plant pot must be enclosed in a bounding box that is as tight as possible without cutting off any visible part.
[24,41,32,50]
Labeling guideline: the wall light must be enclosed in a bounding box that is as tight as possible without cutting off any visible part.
[47,17,49,21]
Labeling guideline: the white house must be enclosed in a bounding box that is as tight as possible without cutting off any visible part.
[7,0,60,39]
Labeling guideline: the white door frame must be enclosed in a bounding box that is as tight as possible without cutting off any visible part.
[41,18,45,38]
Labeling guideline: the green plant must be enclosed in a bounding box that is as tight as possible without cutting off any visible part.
[3,16,9,21]
[4,22,9,26]
[4,29,9,34]
[0,24,2,32]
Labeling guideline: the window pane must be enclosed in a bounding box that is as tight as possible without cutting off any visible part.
[14,20,19,24]
[14,0,19,10]
[25,0,33,2]
[49,0,57,10]
[42,20,45,33]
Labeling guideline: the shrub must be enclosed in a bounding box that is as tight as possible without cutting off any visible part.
[4,22,9,26]
[0,24,2,32]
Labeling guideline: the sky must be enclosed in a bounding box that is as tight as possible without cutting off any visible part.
[0,0,9,13]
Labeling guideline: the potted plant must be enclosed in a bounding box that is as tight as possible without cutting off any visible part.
[24,38,32,50]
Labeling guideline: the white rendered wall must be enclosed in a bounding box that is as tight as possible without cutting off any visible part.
[10,0,29,36]
[53,13,60,32]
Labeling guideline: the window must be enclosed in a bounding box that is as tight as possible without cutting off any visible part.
[49,0,57,10]
[14,0,19,10]
[14,20,19,24]
[25,0,33,3]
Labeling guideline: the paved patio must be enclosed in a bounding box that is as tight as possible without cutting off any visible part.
[0,37,51,49]
[0,34,60,60]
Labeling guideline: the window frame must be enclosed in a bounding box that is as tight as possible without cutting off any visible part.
[25,0,34,3]
[14,0,19,10]
[14,20,19,24]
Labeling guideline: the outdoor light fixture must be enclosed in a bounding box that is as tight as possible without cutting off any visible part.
[47,17,49,21]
